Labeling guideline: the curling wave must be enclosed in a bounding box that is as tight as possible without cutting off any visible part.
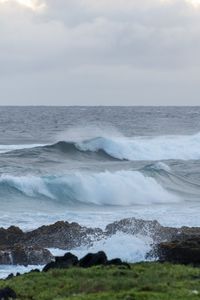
[2,131,200,161]
[76,133,200,161]
[0,169,181,206]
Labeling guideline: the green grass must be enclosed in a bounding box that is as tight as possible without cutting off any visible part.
[1,263,200,299]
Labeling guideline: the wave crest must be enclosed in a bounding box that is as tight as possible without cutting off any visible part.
[2,132,200,161]
[0,170,179,206]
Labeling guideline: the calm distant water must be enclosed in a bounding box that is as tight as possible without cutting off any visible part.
[0,106,200,273]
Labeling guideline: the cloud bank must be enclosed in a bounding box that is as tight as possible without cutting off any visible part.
[0,0,200,105]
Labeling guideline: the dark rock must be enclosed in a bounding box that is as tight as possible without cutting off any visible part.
[23,221,104,249]
[105,218,179,243]
[157,237,200,265]
[0,287,16,299]
[0,221,103,251]
[79,251,108,268]
[107,258,122,265]
[43,252,78,272]
[0,226,23,248]
[0,246,53,265]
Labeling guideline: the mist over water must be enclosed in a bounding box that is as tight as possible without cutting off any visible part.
[1,106,200,273]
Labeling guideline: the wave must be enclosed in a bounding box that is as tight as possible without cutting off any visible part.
[76,133,200,161]
[0,169,181,206]
[50,232,153,263]
[0,144,44,154]
[2,131,200,161]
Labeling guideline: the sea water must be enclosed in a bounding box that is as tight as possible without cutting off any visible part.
[0,106,200,277]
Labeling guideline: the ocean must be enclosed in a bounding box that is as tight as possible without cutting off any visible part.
[1,106,200,276]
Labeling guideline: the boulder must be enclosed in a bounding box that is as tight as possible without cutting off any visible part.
[79,251,108,268]
[43,252,78,272]
[0,287,16,299]
[43,251,130,272]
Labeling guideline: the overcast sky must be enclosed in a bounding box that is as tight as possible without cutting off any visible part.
[0,0,200,105]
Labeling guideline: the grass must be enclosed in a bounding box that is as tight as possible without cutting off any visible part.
[1,263,200,299]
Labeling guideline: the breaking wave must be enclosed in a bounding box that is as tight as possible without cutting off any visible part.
[2,132,200,161]
[76,133,200,161]
[0,168,185,206]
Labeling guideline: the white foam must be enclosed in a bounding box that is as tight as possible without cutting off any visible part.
[76,133,200,161]
[0,265,43,279]
[0,170,179,206]
[49,233,153,263]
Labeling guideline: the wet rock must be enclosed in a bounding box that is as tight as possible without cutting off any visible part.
[79,251,107,268]
[0,287,16,299]
[43,252,78,272]
[105,218,179,243]
[23,221,104,249]
[157,237,200,265]
[43,251,129,271]
[0,246,53,265]
[0,226,24,248]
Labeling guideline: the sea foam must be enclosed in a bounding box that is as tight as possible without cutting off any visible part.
[0,170,179,206]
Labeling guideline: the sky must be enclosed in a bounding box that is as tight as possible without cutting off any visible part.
[0,0,200,105]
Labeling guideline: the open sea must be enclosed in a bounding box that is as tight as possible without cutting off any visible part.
[1,106,200,276]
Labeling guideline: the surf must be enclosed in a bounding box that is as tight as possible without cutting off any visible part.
[2,131,200,161]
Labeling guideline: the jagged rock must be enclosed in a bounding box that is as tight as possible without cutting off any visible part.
[0,246,53,265]
[2,218,200,267]
[0,226,24,248]
[0,287,16,299]
[23,221,104,249]
[157,237,200,265]
[105,218,179,243]
[43,252,78,272]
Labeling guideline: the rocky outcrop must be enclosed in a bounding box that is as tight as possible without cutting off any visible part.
[105,218,200,243]
[0,226,24,248]
[1,218,200,265]
[0,221,103,250]
[0,246,53,265]
[23,221,104,249]
[156,237,200,265]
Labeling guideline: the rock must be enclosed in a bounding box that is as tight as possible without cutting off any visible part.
[43,251,130,271]
[23,221,104,249]
[106,258,122,265]
[0,287,16,299]
[2,218,200,267]
[79,251,108,268]
[105,218,179,243]
[157,237,200,265]
[43,252,78,272]
[0,226,24,248]
[0,246,53,265]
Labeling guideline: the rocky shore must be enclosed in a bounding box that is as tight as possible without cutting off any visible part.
[1,217,200,265]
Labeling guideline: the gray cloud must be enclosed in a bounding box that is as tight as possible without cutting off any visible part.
[0,0,200,105]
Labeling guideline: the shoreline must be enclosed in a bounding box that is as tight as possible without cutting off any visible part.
[0,217,200,268]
